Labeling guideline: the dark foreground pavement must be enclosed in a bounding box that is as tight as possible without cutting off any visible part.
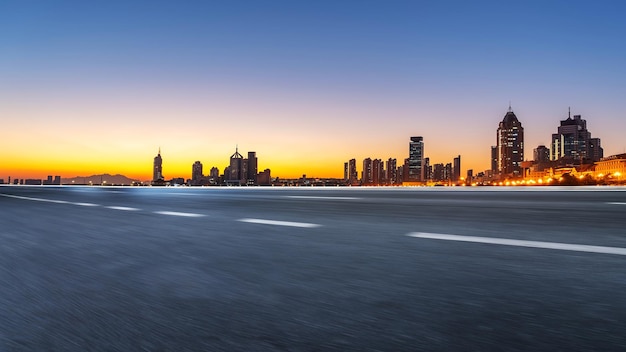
[1,185,625,351]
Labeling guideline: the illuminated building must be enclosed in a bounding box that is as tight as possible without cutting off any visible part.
[595,154,626,181]
[408,136,425,182]
[496,106,524,177]
[551,110,603,164]
[372,159,384,185]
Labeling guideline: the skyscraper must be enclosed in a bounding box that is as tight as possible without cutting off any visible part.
[362,158,372,185]
[153,148,163,181]
[496,106,524,177]
[453,155,461,182]
[372,159,384,185]
[386,158,397,185]
[550,110,603,164]
[247,151,258,184]
[408,136,425,182]
[228,146,244,184]
[191,161,203,185]
[348,159,357,183]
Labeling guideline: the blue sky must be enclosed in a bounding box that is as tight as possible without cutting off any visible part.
[1,1,625,178]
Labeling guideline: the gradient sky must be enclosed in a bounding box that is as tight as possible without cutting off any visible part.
[2,0,625,180]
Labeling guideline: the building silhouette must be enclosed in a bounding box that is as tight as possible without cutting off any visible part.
[386,158,397,185]
[153,148,164,181]
[228,146,244,184]
[496,106,524,178]
[452,155,461,182]
[408,136,425,182]
[247,152,258,185]
[550,110,603,164]
[534,145,550,163]
[191,161,203,186]
[362,158,372,185]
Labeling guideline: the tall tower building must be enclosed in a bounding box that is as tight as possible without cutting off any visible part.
[408,137,425,182]
[386,158,397,184]
[453,155,461,182]
[247,151,258,184]
[153,148,163,181]
[229,146,244,183]
[496,106,524,177]
[362,158,372,185]
[372,159,384,185]
[551,110,603,164]
[192,161,203,185]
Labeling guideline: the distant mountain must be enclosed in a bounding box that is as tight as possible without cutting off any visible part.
[62,174,141,185]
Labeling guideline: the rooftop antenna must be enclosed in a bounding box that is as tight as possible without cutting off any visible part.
[568,107,571,118]
[508,101,512,112]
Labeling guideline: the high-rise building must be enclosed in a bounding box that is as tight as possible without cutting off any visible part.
[247,152,258,184]
[534,145,550,163]
[362,158,372,185]
[490,146,498,173]
[192,161,203,185]
[153,148,163,181]
[433,163,445,182]
[386,158,397,184]
[348,159,357,183]
[424,157,431,182]
[372,159,384,185]
[453,155,461,182]
[210,167,219,179]
[496,106,524,177]
[408,137,425,182]
[550,110,603,163]
[228,146,244,183]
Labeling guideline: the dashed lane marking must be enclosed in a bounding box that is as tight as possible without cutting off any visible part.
[107,206,140,211]
[73,202,99,207]
[154,211,206,217]
[408,232,626,256]
[607,202,626,205]
[238,218,321,228]
[0,194,69,204]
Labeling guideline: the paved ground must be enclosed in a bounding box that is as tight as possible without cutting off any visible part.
[1,185,625,351]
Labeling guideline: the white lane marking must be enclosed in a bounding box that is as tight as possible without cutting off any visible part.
[155,211,206,217]
[107,206,140,211]
[238,218,321,228]
[73,202,99,207]
[607,202,626,205]
[0,194,69,204]
[408,232,626,256]
[284,196,361,200]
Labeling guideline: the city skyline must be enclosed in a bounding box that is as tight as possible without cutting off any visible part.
[2,1,626,180]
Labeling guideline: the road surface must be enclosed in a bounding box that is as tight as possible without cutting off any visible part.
[1,185,625,351]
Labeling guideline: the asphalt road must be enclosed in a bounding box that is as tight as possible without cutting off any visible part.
[1,185,625,351]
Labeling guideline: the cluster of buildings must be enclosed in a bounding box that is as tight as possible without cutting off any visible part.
[152,147,272,186]
[0,175,61,186]
[344,106,625,186]
[343,138,462,186]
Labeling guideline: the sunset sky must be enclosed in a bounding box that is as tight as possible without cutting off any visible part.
[2,1,625,180]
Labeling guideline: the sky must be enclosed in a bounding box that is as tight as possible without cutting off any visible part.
[1,0,625,180]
